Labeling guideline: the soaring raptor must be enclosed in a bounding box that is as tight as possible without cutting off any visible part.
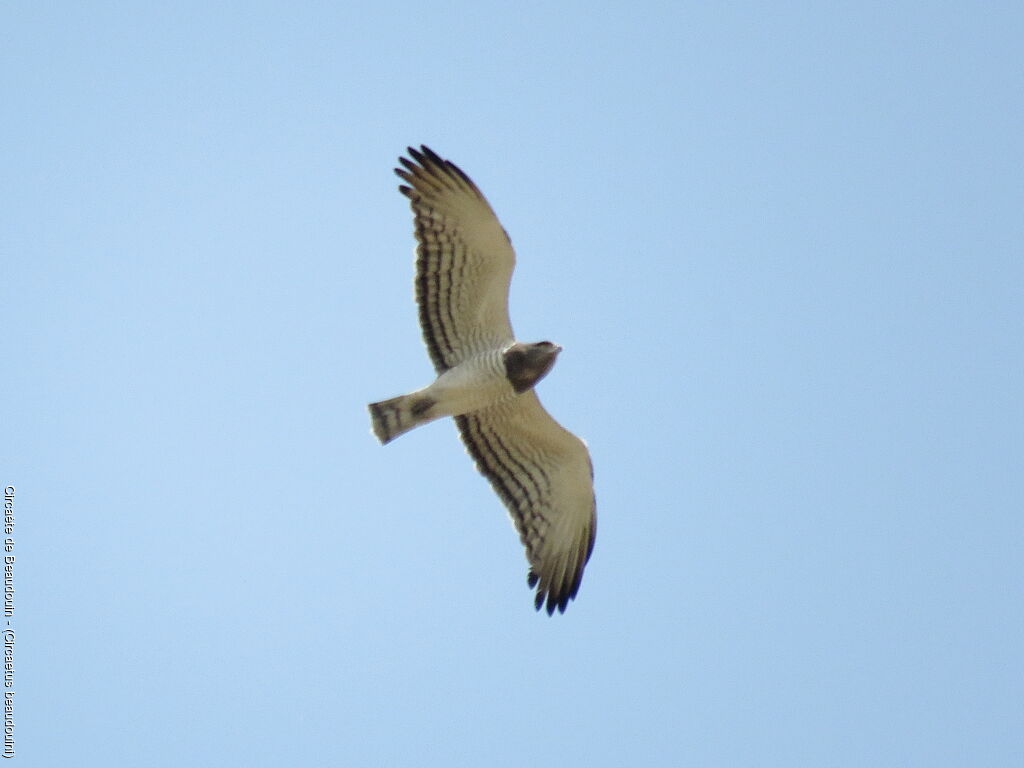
[368,146,596,614]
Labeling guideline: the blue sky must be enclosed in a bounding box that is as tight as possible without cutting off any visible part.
[3,2,1022,766]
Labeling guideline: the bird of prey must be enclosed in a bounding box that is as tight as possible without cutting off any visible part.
[368,146,596,615]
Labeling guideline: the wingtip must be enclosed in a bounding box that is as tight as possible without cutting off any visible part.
[419,145,443,165]
[406,145,427,166]
[396,144,481,198]
[528,570,575,615]
[536,593,569,616]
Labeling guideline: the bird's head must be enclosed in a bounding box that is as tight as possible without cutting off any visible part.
[503,341,562,394]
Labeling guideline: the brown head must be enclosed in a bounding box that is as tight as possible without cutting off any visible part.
[503,341,562,394]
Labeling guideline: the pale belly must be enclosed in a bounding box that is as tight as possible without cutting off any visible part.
[426,351,517,417]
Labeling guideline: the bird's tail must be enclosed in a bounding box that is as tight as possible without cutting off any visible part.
[368,393,437,444]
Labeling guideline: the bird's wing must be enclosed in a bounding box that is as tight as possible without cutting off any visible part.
[396,146,516,372]
[455,391,596,614]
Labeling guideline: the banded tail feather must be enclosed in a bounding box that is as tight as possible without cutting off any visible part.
[368,394,436,444]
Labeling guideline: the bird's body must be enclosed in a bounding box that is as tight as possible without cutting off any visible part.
[370,343,561,444]
[425,348,516,417]
[368,146,596,614]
